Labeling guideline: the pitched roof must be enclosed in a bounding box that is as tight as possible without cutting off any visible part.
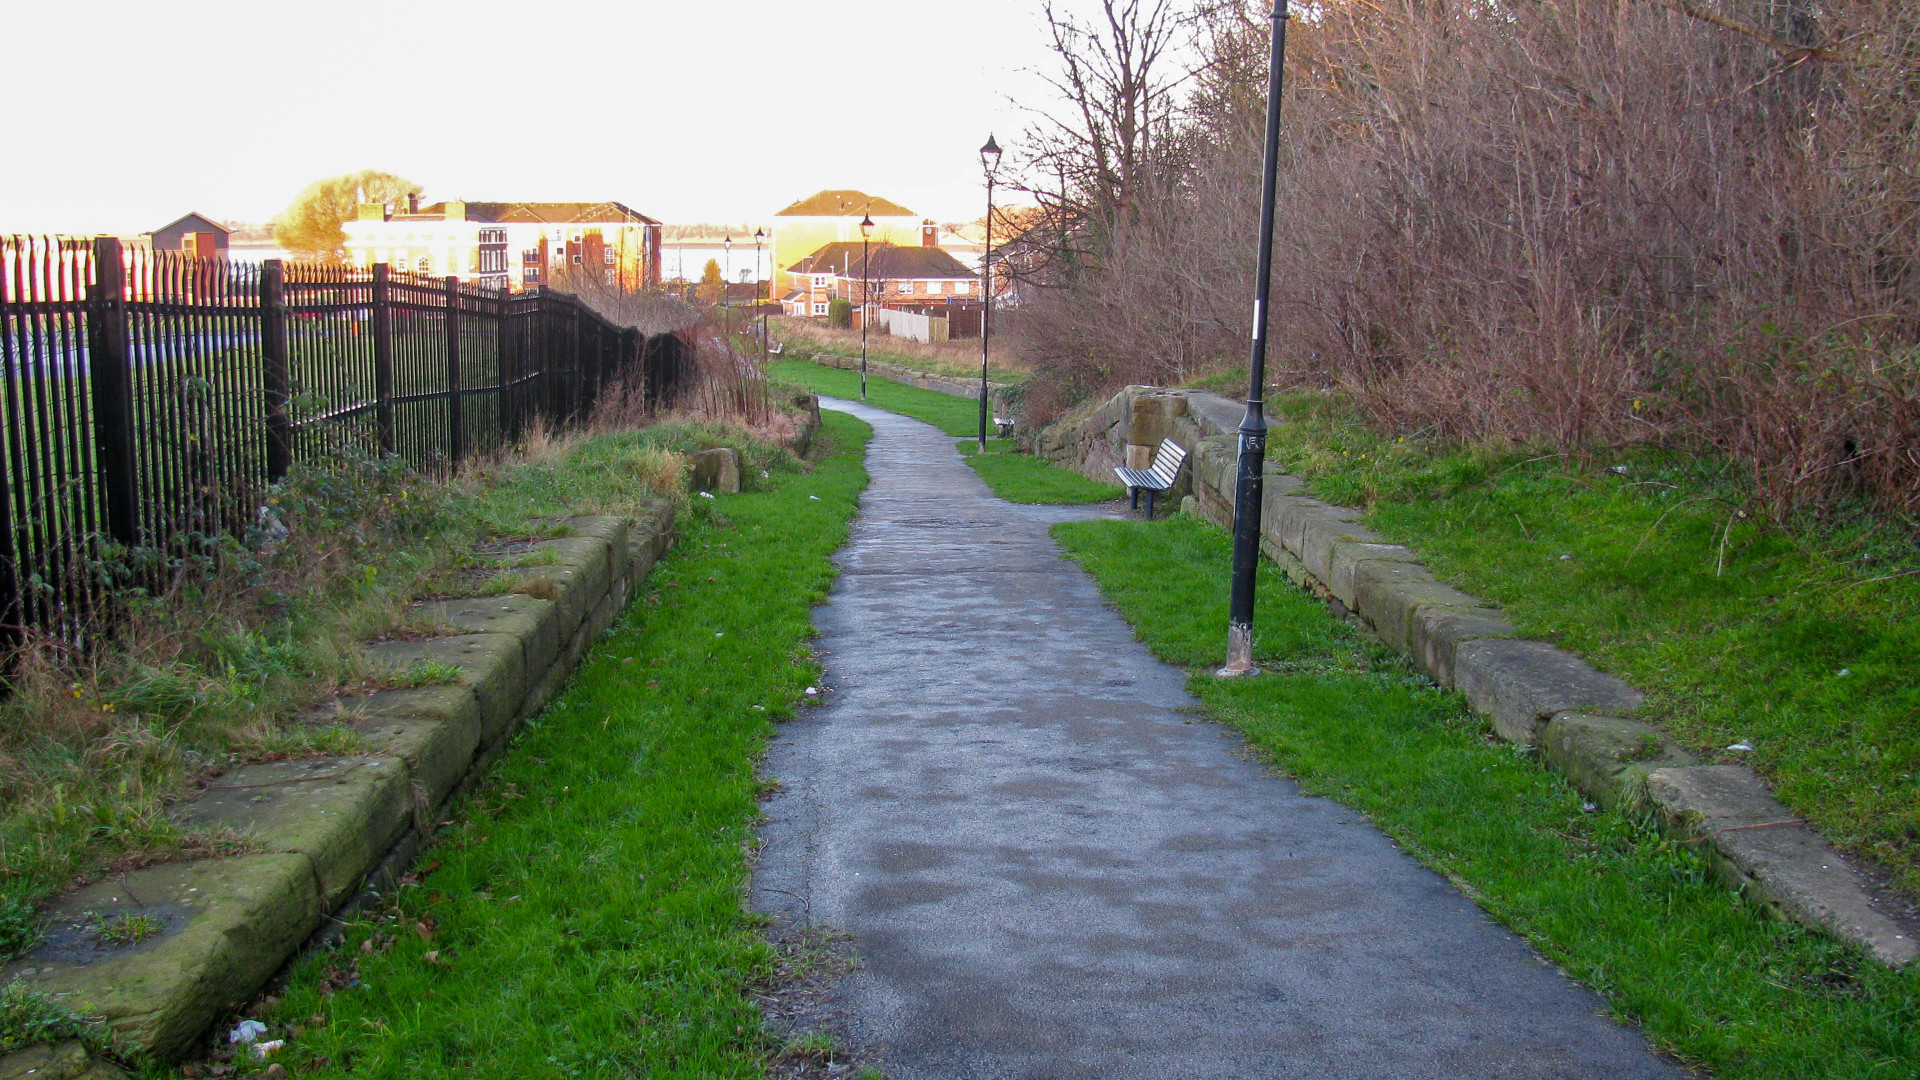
[775,190,916,218]
[150,212,229,236]
[785,242,976,280]
[418,201,661,225]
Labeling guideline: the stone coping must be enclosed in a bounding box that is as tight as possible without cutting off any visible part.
[1,505,677,1072]
[1040,385,1916,968]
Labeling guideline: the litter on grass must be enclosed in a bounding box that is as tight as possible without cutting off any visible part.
[229,1020,268,1045]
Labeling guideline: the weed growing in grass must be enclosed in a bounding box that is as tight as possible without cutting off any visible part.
[0,981,98,1054]
[250,412,872,1078]
[1260,389,1920,898]
[0,898,41,959]
[1053,514,1920,1079]
[93,911,162,947]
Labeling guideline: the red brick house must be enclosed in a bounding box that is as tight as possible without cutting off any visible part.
[781,227,978,318]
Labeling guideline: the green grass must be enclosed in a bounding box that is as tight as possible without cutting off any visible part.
[770,359,981,436]
[1053,513,1920,1079]
[1258,390,1920,898]
[956,441,1122,504]
[193,412,872,1079]
[769,359,1120,505]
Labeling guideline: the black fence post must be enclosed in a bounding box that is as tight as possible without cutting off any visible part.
[372,263,395,455]
[499,288,518,444]
[444,276,464,467]
[261,259,292,482]
[86,237,138,548]
[568,301,583,421]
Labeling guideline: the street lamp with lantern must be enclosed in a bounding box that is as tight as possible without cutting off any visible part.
[1220,0,1293,678]
[754,227,767,360]
[723,235,733,306]
[859,213,875,401]
[977,133,1002,451]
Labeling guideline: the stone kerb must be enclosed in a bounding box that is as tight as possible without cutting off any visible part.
[1049,384,1917,968]
[1,504,678,1072]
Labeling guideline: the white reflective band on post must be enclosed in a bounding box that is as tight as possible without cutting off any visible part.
[1251,299,1263,341]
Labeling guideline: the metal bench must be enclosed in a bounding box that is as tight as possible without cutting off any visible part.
[767,341,785,357]
[1114,438,1188,519]
[993,415,1014,437]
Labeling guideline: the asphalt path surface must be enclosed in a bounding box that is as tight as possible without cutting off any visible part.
[752,397,1688,1079]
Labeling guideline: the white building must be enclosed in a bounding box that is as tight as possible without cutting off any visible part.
[343,198,663,292]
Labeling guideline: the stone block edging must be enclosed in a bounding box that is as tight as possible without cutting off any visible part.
[2,504,677,1073]
[1042,385,1916,968]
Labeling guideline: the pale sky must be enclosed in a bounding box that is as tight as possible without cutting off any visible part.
[2,0,1080,235]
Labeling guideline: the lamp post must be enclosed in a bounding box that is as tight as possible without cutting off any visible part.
[859,213,874,401]
[754,227,767,360]
[978,133,1001,452]
[1220,0,1292,678]
[723,236,732,309]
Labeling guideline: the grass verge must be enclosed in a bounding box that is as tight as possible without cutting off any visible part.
[1257,390,1920,899]
[769,316,1026,381]
[956,441,1121,504]
[771,360,1119,506]
[770,359,980,436]
[1053,513,1918,1079]
[180,411,872,1079]
[0,413,791,955]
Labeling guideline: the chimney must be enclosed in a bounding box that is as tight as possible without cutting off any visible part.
[922,220,937,247]
[444,200,466,221]
[356,203,387,222]
[406,192,419,215]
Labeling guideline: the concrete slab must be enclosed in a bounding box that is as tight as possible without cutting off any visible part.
[1454,638,1644,743]
[2,855,320,1061]
[754,397,1690,1079]
[174,755,409,907]
[1648,766,1917,966]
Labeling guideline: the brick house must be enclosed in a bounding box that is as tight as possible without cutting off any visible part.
[781,226,979,318]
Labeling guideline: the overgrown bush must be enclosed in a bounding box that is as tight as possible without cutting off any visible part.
[827,299,852,329]
[1015,0,1920,524]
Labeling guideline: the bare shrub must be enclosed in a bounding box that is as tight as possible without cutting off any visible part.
[1015,0,1920,521]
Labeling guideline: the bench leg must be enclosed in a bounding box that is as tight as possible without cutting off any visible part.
[1145,490,1156,519]
[1129,488,1139,510]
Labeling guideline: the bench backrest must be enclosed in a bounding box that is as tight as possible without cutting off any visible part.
[1148,438,1188,486]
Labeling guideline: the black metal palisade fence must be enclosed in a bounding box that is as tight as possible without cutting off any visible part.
[0,235,691,646]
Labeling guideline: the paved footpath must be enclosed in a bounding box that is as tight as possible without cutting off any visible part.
[753,399,1689,1080]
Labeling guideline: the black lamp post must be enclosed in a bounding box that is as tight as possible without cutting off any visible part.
[978,133,1002,452]
[858,213,874,401]
[722,236,732,311]
[1221,0,1292,678]
[754,227,767,360]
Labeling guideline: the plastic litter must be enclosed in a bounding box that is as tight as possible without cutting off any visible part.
[229,1020,268,1044]
[251,1039,286,1060]
[1727,741,1754,752]
[804,686,819,696]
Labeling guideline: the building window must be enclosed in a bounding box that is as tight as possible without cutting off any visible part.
[603,248,616,265]
[812,302,828,316]
[604,269,616,285]
[416,256,432,274]
[956,280,971,294]
[524,267,540,284]
[523,248,540,264]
